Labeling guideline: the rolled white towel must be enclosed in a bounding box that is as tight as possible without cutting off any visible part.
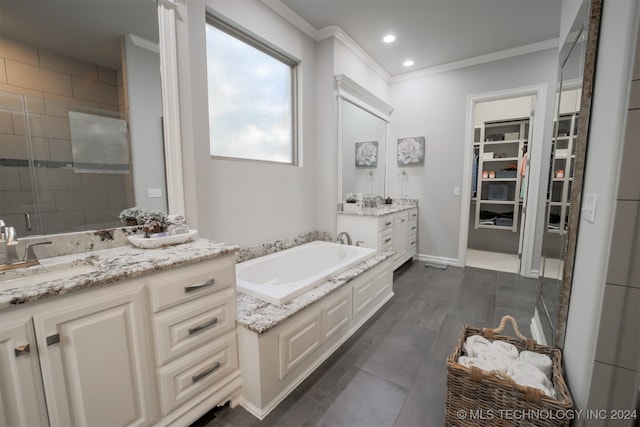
[491,340,519,360]
[166,214,185,225]
[519,350,553,378]
[507,361,554,391]
[510,371,557,398]
[457,356,496,373]
[167,224,189,235]
[463,335,492,357]
[478,351,510,373]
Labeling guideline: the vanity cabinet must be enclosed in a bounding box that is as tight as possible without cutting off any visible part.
[337,207,417,270]
[0,254,241,427]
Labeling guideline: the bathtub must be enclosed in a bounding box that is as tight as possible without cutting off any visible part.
[236,241,377,305]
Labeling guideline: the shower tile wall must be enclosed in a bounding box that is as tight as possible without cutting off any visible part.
[586,27,640,424]
[0,36,133,235]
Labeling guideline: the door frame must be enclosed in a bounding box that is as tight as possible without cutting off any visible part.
[458,84,548,277]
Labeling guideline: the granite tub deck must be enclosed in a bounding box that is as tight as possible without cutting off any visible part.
[0,238,239,309]
[235,248,395,334]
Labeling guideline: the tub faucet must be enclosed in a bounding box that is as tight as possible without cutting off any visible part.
[336,232,352,245]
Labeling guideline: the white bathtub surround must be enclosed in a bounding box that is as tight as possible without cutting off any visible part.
[237,241,377,305]
[236,249,394,334]
[0,238,239,308]
[237,252,393,419]
[235,231,333,264]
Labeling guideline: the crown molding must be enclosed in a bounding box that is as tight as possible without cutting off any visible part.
[390,38,559,83]
[261,0,318,40]
[335,74,393,119]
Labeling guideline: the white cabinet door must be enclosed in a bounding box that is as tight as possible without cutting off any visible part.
[0,314,49,427]
[393,212,409,268]
[34,284,158,427]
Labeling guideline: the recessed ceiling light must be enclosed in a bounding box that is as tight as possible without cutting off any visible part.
[383,34,396,43]
[403,60,414,67]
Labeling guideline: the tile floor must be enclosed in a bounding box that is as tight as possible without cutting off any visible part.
[192,261,541,427]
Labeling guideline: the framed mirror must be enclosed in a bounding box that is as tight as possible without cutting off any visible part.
[0,0,166,237]
[538,0,603,348]
[336,74,393,203]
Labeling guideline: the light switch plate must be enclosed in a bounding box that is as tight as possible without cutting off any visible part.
[148,188,162,198]
[582,193,597,223]
[453,187,460,196]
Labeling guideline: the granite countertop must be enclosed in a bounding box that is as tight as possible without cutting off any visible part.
[0,238,239,309]
[337,204,418,217]
[236,249,395,334]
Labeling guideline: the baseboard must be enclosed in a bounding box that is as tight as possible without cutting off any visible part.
[416,253,460,266]
[530,307,548,346]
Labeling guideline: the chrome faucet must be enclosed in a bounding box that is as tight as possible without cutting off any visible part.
[0,219,52,271]
[336,231,352,245]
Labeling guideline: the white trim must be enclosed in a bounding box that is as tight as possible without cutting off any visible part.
[415,253,461,267]
[126,34,159,53]
[391,38,558,83]
[458,84,548,278]
[335,74,393,119]
[157,0,185,215]
[530,307,548,346]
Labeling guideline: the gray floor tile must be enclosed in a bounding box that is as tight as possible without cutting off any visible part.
[191,260,540,427]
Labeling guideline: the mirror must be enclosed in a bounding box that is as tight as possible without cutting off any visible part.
[538,0,602,348]
[0,0,166,237]
[336,74,392,203]
[340,100,387,200]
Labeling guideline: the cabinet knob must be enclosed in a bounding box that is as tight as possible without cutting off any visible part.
[14,343,30,357]
[46,334,60,346]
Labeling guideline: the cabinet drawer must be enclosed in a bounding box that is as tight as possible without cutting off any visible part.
[153,287,236,365]
[147,256,235,312]
[408,208,418,220]
[379,228,393,250]
[408,219,418,235]
[158,331,239,415]
[379,216,393,231]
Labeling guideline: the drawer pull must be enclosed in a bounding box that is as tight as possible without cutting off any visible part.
[384,221,392,226]
[46,334,60,346]
[384,237,392,243]
[188,318,219,335]
[192,361,221,383]
[401,219,406,222]
[184,278,215,293]
[411,226,417,230]
[14,344,30,357]
[410,241,416,245]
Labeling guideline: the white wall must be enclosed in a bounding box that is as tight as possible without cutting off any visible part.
[563,0,639,412]
[333,38,390,104]
[474,96,533,127]
[387,49,558,262]
[175,0,318,247]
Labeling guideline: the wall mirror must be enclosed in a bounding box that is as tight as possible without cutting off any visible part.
[0,0,166,237]
[336,74,393,203]
[538,0,602,348]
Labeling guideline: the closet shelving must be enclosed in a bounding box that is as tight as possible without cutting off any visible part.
[546,113,578,234]
[473,119,529,232]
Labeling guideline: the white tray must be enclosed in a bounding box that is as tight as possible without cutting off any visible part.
[127,229,198,249]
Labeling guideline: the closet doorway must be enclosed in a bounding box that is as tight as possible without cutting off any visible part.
[459,85,549,277]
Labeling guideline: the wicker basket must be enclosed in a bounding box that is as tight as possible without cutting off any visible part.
[445,316,573,427]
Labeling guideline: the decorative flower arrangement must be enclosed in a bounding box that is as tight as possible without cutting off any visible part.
[119,207,168,237]
[118,207,146,226]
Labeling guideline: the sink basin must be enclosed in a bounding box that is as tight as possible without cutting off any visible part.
[0,262,99,292]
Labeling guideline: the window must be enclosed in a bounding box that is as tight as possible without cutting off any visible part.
[205,16,298,164]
